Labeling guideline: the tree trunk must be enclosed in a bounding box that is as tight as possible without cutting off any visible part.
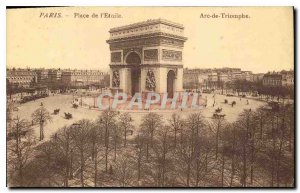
[80,150,84,187]
[242,142,247,187]
[114,135,117,161]
[174,128,177,148]
[221,150,225,187]
[94,150,98,187]
[186,161,191,187]
[137,153,141,182]
[124,127,127,147]
[40,123,44,141]
[215,122,220,160]
[105,146,108,172]
[146,143,149,161]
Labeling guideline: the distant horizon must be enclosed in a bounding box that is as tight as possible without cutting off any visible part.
[6,65,294,74]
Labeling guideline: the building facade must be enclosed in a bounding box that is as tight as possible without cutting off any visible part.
[281,70,294,86]
[107,19,187,98]
[48,69,62,84]
[61,70,106,87]
[262,74,283,87]
[262,71,294,87]
[35,69,49,85]
[7,68,37,88]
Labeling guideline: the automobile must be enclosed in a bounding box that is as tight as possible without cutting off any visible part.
[226,93,234,97]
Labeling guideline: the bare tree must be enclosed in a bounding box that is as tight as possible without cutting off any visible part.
[97,110,118,172]
[34,141,56,186]
[133,132,145,184]
[118,112,134,147]
[176,113,205,187]
[152,126,173,187]
[168,113,184,148]
[7,116,36,186]
[51,126,74,187]
[31,105,52,141]
[88,123,103,187]
[114,153,134,187]
[208,116,227,160]
[140,112,163,161]
[70,120,93,187]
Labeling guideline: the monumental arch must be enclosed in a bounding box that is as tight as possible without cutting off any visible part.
[107,19,187,98]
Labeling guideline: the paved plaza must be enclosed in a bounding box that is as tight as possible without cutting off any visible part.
[11,93,266,140]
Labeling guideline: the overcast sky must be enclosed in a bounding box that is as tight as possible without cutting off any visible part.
[7,7,294,73]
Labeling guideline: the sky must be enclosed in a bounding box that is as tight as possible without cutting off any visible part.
[7,7,294,73]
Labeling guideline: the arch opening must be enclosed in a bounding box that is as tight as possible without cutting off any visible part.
[126,52,142,96]
[167,70,176,98]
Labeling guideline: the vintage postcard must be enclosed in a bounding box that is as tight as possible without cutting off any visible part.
[6,6,294,187]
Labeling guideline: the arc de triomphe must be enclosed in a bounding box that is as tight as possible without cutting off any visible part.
[107,19,187,99]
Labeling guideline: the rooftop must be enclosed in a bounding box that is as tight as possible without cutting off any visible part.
[109,18,184,33]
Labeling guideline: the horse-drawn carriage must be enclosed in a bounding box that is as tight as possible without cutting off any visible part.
[72,103,79,109]
[53,108,60,115]
[215,107,222,113]
[64,112,72,119]
[212,113,226,119]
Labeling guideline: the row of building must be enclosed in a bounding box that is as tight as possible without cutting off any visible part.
[7,68,108,89]
[262,71,294,87]
[183,67,294,89]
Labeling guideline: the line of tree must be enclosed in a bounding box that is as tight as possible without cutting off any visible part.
[7,103,294,187]
[227,80,294,100]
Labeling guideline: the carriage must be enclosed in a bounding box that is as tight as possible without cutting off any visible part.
[215,107,222,113]
[65,112,73,119]
[212,113,226,119]
[53,108,60,115]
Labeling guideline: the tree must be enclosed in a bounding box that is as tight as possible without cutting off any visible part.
[177,113,206,187]
[140,112,163,161]
[88,123,103,187]
[167,113,184,148]
[208,115,227,160]
[114,153,134,187]
[133,132,145,184]
[32,105,52,141]
[33,141,57,186]
[70,120,93,187]
[118,112,134,147]
[51,126,75,187]
[151,126,173,186]
[7,116,36,186]
[97,110,118,172]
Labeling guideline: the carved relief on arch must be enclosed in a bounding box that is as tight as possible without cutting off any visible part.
[144,49,158,61]
[112,70,120,87]
[145,70,156,91]
[162,49,182,61]
[111,52,122,63]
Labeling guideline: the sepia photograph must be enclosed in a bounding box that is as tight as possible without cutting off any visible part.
[6,6,295,188]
